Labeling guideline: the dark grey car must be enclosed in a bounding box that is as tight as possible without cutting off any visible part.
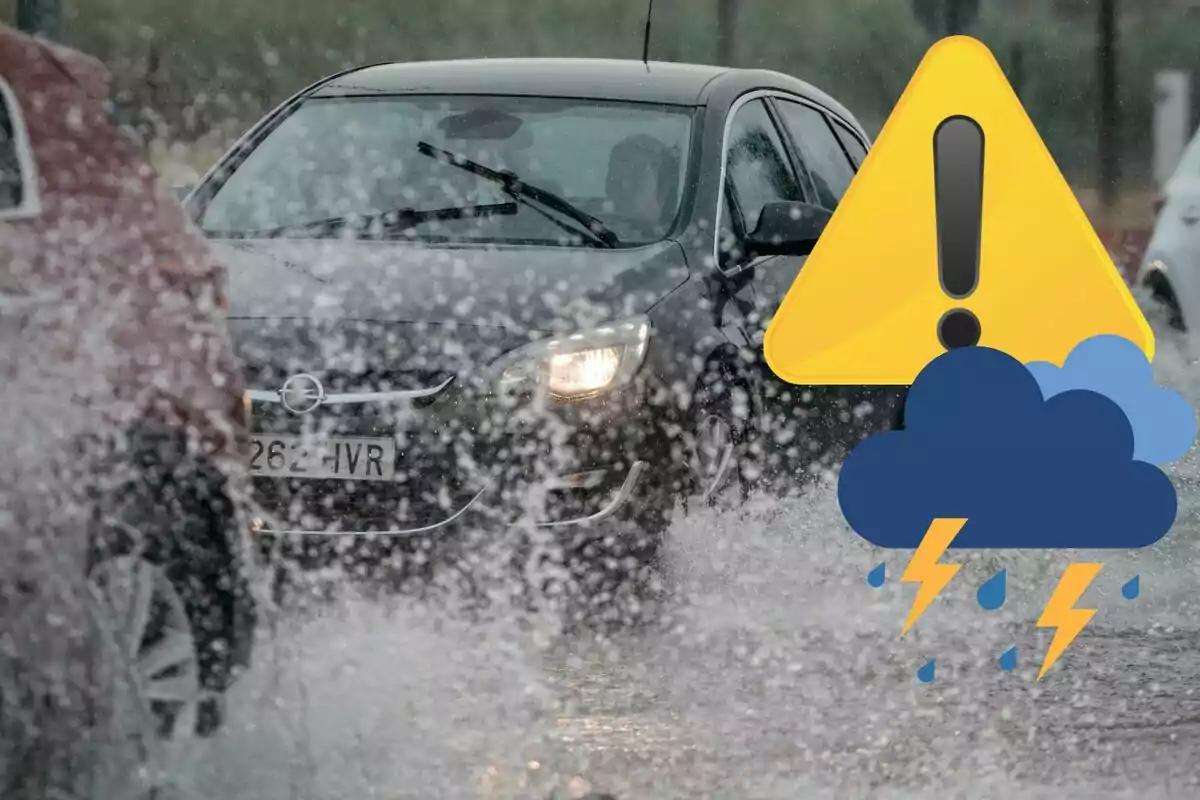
[183,58,907,614]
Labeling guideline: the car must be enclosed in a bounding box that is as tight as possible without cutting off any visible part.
[0,24,256,750]
[1140,123,1200,332]
[181,58,907,616]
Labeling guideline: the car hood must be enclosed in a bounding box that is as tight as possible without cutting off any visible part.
[215,238,687,332]
[213,238,688,388]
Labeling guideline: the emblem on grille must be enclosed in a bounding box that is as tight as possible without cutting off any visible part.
[279,373,325,415]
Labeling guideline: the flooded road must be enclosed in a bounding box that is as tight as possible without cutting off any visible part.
[174,317,1200,800]
[179,494,1200,799]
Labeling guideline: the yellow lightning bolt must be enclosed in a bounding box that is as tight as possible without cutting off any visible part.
[1036,562,1104,681]
[899,517,966,637]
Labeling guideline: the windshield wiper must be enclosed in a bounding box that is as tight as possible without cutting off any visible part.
[208,201,520,239]
[416,141,620,248]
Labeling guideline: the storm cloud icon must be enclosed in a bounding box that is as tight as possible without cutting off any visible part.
[838,343,1184,550]
[1025,334,1196,465]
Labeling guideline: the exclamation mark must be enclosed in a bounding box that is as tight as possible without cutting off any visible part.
[934,115,985,350]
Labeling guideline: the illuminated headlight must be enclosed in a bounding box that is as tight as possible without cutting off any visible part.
[492,316,650,400]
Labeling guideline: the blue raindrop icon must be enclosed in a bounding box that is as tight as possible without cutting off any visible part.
[977,569,1007,610]
[867,563,886,588]
[998,646,1018,671]
[917,659,936,683]
[1122,575,1140,600]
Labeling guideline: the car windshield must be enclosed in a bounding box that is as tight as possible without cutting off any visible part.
[198,95,694,247]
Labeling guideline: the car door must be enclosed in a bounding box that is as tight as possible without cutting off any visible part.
[714,96,807,354]
[826,114,869,170]
[750,97,859,323]
[714,95,829,466]
[769,96,907,435]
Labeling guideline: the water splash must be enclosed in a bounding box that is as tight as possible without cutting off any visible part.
[917,659,936,683]
[976,568,1007,610]
[867,562,886,588]
[1122,575,1141,600]
[998,646,1018,671]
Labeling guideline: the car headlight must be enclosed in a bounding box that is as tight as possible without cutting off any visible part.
[491,316,651,400]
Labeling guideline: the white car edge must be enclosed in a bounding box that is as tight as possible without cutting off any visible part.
[1140,126,1200,335]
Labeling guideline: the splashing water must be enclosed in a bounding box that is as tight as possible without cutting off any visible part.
[153,310,1200,798]
[174,590,559,800]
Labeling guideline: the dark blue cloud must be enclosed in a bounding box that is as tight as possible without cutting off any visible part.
[837,346,1178,549]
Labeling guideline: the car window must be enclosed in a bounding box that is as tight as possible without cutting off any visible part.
[198,95,694,247]
[830,119,868,168]
[0,78,38,218]
[722,98,802,236]
[774,99,857,210]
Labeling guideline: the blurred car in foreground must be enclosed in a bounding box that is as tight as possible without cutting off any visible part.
[1140,124,1200,332]
[183,58,907,612]
[0,25,255,747]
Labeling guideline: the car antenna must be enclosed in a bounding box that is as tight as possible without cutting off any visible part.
[641,0,654,66]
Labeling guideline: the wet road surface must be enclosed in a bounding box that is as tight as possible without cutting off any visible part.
[178,486,1200,800]
[176,322,1200,799]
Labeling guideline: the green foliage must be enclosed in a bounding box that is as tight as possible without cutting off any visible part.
[16,0,1200,186]
[910,0,981,37]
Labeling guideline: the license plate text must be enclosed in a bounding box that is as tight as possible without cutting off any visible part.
[249,434,395,481]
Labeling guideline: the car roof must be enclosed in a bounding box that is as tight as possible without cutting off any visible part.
[311,58,858,124]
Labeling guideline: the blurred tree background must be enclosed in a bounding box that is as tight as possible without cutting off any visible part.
[5,0,1200,203]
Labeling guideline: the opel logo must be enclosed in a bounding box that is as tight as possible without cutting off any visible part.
[279,373,325,415]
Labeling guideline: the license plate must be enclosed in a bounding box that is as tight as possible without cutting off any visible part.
[249,434,395,481]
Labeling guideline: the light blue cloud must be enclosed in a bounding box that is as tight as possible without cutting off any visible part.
[1025,335,1197,465]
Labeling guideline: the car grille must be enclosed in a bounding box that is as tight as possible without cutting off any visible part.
[228,317,503,401]
[230,317,525,532]
[247,389,490,532]
[244,366,456,407]
[250,473,484,533]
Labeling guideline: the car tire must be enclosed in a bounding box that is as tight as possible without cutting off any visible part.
[550,524,667,632]
[1144,269,1186,332]
[683,358,761,509]
[88,425,255,742]
[86,554,206,743]
[503,473,666,631]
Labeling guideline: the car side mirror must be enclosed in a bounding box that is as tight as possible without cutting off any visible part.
[743,201,831,258]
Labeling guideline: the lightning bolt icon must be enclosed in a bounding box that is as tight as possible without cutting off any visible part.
[1036,562,1103,681]
[899,517,966,637]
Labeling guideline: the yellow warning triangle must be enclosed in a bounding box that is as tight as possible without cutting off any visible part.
[763,35,1154,386]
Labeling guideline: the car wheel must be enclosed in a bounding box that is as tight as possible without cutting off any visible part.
[685,361,760,507]
[89,426,255,740]
[560,528,666,630]
[1144,269,1186,331]
[87,555,205,744]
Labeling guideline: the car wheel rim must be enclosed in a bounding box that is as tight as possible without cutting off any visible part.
[89,555,201,747]
[693,413,736,503]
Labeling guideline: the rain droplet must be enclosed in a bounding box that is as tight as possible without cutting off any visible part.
[1122,575,1140,600]
[977,568,1007,610]
[917,659,936,683]
[867,563,886,588]
[998,646,1018,671]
